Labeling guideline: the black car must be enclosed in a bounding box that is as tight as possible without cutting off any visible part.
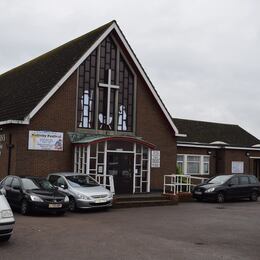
[192,174,260,203]
[0,176,69,215]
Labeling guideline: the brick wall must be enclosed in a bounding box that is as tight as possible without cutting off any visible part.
[176,146,260,177]
[1,72,77,178]
[136,77,176,190]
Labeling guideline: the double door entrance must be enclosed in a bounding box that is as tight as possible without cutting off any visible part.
[74,139,152,194]
[107,153,134,194]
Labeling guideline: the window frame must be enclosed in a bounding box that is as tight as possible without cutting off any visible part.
[76,34,137,134]
[177,154,210,176]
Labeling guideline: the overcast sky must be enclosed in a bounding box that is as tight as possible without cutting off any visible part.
[1,0,260,138]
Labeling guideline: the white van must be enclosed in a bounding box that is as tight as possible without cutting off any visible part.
[0,189,15,241]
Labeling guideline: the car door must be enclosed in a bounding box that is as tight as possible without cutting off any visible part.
[248,176,259,194]
[239,176,250,198]
[2,177,14,203]
[10,177,23,207]
[226,176,240,199]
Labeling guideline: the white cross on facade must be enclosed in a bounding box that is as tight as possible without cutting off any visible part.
[99,69,120,127]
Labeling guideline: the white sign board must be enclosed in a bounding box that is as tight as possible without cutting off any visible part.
[28,131,63,151]
[151,150,160,168]
[232,161,244,174]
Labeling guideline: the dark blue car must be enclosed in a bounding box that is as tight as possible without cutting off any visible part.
[192,174,260,203]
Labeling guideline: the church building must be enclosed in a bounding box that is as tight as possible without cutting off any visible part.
[1,21,260,195]
[0,21,184,194]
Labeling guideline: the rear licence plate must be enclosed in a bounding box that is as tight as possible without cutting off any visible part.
[48,204,62,208]
[195,191,202,195]
[95,198,106,203]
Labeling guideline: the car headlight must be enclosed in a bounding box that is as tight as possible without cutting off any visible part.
[76,193,91,200]
[64,196,69,203]
[1,209,13,218]
[30,195,44,202]
[205,187,215,193]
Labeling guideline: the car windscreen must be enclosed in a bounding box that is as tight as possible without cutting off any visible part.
[207,176,232,185]
[65,175,99,188]
[22,178,54,190]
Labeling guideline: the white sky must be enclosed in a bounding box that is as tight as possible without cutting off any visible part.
[0,0,260,138]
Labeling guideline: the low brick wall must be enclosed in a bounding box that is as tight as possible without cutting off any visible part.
[162,192,195,203]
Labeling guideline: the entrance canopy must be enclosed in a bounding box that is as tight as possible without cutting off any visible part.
[69,133,156,149]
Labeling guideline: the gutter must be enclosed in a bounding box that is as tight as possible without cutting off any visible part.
[0,119,29,126]
[177,143,260,151]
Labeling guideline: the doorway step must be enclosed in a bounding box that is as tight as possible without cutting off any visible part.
[113,193,178,208]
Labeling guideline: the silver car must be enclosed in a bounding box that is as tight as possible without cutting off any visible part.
[47,173,113,211]
[0,189,15,241]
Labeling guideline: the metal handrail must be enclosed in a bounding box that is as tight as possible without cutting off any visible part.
[163,174,208,195]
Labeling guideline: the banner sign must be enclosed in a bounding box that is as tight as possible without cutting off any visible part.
[151,150,160,168]
[28,131,63,151]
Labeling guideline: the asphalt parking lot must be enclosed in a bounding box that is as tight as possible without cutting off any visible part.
[1,200,260,260]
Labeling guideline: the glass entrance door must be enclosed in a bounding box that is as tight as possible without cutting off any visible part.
[107,153,134,194]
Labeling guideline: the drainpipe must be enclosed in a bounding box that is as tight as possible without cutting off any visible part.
[7,133,14,175]
[246,152,251,174]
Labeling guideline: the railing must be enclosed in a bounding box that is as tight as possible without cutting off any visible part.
[90,174,115,194]
[163,174,208,195]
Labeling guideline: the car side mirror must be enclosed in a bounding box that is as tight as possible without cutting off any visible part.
[228,183,233,187]
[60,184,67,189]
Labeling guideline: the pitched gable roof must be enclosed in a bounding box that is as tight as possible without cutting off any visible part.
[0,21,113,123]
[173,118,260,147]
[0,21,181,136]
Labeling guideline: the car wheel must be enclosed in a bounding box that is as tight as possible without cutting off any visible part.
[217,193,225,203]
[21,199,30,215]
[0,235,11,242]
[250,192,258,201]
[68,197,76,212]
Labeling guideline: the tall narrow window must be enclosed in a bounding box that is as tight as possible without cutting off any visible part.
[77,34,135,132]
[118,55,134,132]
[177,155,184,174]
[98,36,117,130]
[203,157,210,174]
[77,49,97,128]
